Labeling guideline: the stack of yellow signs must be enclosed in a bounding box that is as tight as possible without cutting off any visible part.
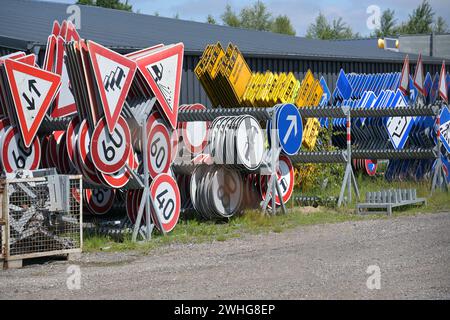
[241,72,300,107]
[195,42,252,107]
[295,70,323,151]
[195,44,324,152]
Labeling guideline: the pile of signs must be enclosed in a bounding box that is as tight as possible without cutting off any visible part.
[0,20,188,234]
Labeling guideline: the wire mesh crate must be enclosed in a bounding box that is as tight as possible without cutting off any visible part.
[1,175,82,269]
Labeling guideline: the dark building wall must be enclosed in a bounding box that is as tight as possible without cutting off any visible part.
[1,46,445,108]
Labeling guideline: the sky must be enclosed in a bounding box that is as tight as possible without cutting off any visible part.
[45,0,449,37]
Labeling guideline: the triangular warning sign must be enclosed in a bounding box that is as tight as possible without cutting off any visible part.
[413,53,425,96]
[439,61,448,103]
[135,43,184,129]
[51,35,77,118]
[399,55,409,95]
[88,40,137,134]
[4,59,61,148]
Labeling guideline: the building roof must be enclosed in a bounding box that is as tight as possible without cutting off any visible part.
[0,0,444,64]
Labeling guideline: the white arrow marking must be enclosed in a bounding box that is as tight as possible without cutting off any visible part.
[283,115,297,144]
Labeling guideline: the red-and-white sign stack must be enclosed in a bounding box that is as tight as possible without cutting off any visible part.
[0,20,184,233]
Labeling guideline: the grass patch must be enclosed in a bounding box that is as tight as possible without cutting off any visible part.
[83,177,449,254]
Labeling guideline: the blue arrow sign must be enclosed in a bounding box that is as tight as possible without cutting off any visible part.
[319,76,331,106]
[440,106,450,153]
[276,103,303,155]
[386,90,413,149]
[336,69,353,100]
[409,75,418,104]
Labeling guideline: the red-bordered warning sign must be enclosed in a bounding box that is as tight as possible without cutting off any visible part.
[399,55,409,95]
[438,61,448,103]
[88,40,137,134]
[51,20,60,37]
[135,43,184,129]
[51,35,77,118]
[150,173,181,233]
[65,20,80,42]
[413,53,425,96]
[4,58,61,148]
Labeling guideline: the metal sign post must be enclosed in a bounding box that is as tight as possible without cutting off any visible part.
[261,107,287,215]
[338,106,360,207]
[131,97,165,242]
[431,104,449,194]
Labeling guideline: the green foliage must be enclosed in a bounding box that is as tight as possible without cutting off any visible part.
[206,14,217,25]
[434,16,448,33]
[398,0,434,34]
[239,1,272,31]
[220,1,296,36]
[271,15,296,36]
[374,9,397,37]
[221,4,241,28]
[77,0,132,12]
[306,13,357,40]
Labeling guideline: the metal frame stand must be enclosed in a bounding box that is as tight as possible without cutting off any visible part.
[131,98,165,242]
[431,108,449,194]
[260,108,287,215]
[338,107,359,207]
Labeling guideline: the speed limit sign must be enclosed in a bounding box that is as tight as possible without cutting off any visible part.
[150,173,180,233]
[147,123,172,179]
[260,155,294,206]
[1,126,40,172]
[84,188,115,215]
[90,116,131,174]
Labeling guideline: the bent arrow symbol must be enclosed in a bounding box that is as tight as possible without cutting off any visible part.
[283,115,297,144]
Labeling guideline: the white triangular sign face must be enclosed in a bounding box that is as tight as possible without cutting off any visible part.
[413,53,425,96]
[146,54,178,111]
[51,36,77,118]
[399,55,409,95]
[96,53,131,115]
[439,61,448,103]
[135,43,184,129]
[4,59,61,148]
[88,40,137,134]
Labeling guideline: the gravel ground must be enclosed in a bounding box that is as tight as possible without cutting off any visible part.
[1,212,449,299]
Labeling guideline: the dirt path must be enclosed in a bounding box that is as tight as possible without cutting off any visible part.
[1,212,449,299]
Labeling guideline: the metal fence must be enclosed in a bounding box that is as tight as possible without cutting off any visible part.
[1,175,82,262]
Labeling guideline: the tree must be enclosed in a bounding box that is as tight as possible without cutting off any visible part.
[76,0,132,12]
[434,16,448,33]
[306,13,333,39]
[397,0,434,34]
[239,1,272,31]
[306,13,356,40]
[271,15,296,36]
[221,4,241,28]
[220,1,296,35]
[375,9,397,37]
[206,14,217,25]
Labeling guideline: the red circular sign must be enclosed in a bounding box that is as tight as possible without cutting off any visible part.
[1,126,40,172]
[181,104,209,154]
[260,155,294,206]
[84,188,115,215]
[150,173,180,233]
[91,116,131,174]
[147,123,172,179]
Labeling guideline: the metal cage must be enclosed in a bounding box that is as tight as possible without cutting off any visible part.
[0,175,82,267]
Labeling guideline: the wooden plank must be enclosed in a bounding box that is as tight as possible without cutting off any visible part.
[7,248,81,261]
